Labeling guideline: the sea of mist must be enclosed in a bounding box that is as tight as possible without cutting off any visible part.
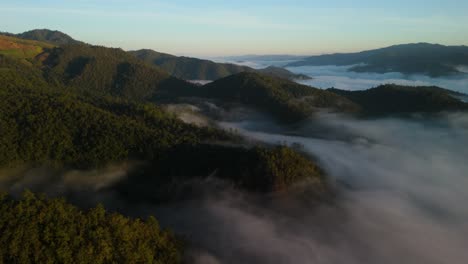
[289,65,468,93]
[216,56,468,93]
[153,111,468,264]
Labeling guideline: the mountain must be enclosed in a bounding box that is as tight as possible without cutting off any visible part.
[16,29,84,45]
[0,82,328,195]
[168,72,359,121]
[129,49,311,80]
[0,38,328,195]
[328,84,468,116]
[42,44,196,101]
[288,43,468,77]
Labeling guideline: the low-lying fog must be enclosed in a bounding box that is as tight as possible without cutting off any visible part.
[216,56,468,93]
[289,65,468,93]
[154,112,468,264]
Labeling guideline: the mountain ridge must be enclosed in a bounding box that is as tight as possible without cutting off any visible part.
[130,48,311,81]
[287,43,468,77]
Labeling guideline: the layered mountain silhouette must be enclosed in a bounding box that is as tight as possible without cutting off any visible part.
[130,48,311,80]
[288,43,468,77]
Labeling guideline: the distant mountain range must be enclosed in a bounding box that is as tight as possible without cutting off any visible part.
[287,43,468,77]
[1,30,466,120]
[2,29,309,81]
[129,49,311,81]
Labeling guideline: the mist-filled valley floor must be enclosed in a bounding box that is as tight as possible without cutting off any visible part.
[154,112,468,264]
[218,57,468,94]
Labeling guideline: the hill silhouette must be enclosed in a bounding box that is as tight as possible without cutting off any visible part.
[288,43,468,77]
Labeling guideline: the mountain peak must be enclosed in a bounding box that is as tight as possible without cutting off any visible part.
[17,29,83,45]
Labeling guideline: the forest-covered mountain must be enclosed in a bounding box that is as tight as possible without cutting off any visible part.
[169,72,360,121]
[0,35,328,194]
[42,44,195,101]
[1,33,466,121]
[130,49,311,80]
[287,43,468,77]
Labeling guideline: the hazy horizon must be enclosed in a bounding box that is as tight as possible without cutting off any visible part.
[2,0,468,57]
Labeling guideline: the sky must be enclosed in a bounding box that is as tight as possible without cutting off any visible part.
[2,0,468,56]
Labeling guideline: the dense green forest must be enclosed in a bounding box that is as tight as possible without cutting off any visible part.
[0,84,231,168]
[0,191,183,264]
[329,84,468,116]
[42,45,195,101]
[0,83,328,194]
[130,49,310,80]
[118,144,328,202]
[287,43,468,77]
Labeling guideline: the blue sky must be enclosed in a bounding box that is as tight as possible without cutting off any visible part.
[2,0,468,56]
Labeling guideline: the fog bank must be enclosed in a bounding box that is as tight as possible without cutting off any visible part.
[157,113,468,264]
[289,65,468,93]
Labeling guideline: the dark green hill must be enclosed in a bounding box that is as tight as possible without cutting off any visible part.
[171,72,359,122]
[0,35,197,101]
[328,84,468,116]
[0,85,229,168]
[16,29,84,45]
[0,83,327,194]
[288,43,468,77]
[130,49,310,80]
[42,45,196,101]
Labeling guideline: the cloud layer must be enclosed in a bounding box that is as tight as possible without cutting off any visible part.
[288,65,468,93]
[158,112,468,264]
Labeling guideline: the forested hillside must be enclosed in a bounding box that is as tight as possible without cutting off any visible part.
[171,72,360,121]
[42,45,195,101]
[0,191,183,264]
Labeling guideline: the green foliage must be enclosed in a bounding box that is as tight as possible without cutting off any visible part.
[0,85,231,168]
[329,84,468,116]
[119,144,328,202]
[0,55,50,89]
[0,191,183,264]
[43,45,194,101]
